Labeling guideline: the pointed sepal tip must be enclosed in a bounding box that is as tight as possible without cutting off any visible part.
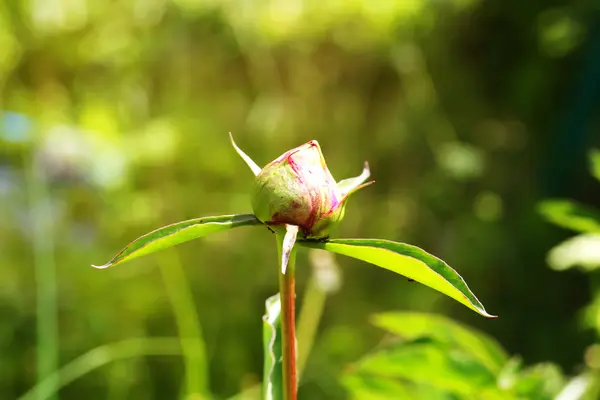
[229,132,262,176]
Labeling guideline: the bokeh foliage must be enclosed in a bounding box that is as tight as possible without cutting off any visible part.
[1,0,599,398]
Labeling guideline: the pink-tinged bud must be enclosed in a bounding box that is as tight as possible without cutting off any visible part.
[229,135,373,239]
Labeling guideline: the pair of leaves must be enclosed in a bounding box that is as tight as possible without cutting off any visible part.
[93,214,495,318]
[94,215,495,399]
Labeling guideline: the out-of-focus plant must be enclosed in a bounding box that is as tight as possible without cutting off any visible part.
[342,312,573,400]
[539,149,600,273]
[537,149,600,399]
[92,135,495,399]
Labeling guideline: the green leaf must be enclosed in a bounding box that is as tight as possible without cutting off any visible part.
[556,372,600,400]
[300,239,495,318]
[499,359,565,400]
[262,294,283,400]
[93,214,261,269]
[538,200,600,233]
[343,339,503,399]
[590,148,600,182]
[342,371,442,400]
[344,312,513,400]
[371,312,508,374]
[547,233,600,271]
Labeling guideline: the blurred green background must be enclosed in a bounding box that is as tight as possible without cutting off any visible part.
[1,0,600,399]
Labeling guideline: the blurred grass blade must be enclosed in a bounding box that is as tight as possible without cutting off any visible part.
[263,294,283,400]
[371,312,508,373]
[93,214,261,269]
[27,158,58,400]
[301,239,495,318]
[18,338,181,400]
[157,250,209,398]
[538,200,600,233]
[297,250,341,376]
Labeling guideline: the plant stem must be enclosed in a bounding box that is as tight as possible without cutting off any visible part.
[276,235,297,400]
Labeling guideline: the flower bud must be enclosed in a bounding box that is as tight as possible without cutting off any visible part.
[230,134,373,239]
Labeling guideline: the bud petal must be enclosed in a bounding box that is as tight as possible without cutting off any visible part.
[235,138,373,239]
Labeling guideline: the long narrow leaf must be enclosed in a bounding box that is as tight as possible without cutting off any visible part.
[18,338,181,400]
[301,239,495,318]
[93,214,261,269]
[263,294,283,400]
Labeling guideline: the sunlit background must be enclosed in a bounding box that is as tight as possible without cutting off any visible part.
[2,0,600,399]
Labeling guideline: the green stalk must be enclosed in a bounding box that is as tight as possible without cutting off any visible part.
[296,281,325,376]
[157,250,209,399]
[27,158,59,400]
[153,171,210,399]
[297,250,340,377]
[276,235,298,400]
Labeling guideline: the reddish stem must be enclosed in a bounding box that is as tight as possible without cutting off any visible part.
[278,240,297,400]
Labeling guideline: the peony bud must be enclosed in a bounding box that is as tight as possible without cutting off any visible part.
[230,134,373,240]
